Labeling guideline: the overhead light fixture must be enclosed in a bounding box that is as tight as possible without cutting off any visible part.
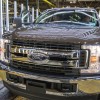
[43,0,56,7]
[70,1,76,4]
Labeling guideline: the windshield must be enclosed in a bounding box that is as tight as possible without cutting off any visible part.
[35,9,99,27]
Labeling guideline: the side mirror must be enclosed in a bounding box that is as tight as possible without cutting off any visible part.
[13,17,22,28]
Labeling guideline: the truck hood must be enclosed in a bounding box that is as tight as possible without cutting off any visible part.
[11,25,100,44]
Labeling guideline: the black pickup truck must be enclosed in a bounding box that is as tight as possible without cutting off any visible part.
[0,8,100,100]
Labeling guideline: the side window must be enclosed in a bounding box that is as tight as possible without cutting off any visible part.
[52,15,61,21]
[81,12,98,26]
[69,13,81,22]
[44,14,62,22]
[44,17,53,23]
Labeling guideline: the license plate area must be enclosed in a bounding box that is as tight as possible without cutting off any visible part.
[57,83,78,93]
[26,81,46,94]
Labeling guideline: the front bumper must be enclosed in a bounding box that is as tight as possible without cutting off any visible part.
[0,62,100,100]
[3,80,99,100]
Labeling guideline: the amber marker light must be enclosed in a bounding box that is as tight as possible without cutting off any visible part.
[90,56,97,63]
[0,47,5,54]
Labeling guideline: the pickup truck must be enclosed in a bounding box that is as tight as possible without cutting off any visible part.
[0,8,100,100]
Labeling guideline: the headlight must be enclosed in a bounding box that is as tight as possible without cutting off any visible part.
[81,44,100,74]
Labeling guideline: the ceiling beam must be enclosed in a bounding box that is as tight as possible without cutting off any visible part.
[42,0,56,7]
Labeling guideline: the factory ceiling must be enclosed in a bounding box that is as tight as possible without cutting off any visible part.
[8,0,100,13]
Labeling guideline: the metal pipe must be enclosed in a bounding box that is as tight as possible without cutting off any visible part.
[0,0,4,60]
[37,0,39,10]
[2,0,5,30]
[21,3,24,13]
[36,9,39,18]
[14,0,17,18]
[6,0,9,31]
[26,0,29,10]
[57,0,60,8]
[99,9,100,18]
[0,0,3,38]
[21,3,24,23]
[27,6,30,23]
[32,7,35,22]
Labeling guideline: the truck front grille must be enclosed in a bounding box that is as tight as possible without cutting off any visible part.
[10,39,90,76]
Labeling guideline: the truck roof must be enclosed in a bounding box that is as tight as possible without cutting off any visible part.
[45,7,96,12]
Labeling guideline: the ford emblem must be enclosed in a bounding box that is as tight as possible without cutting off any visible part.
[28,51,49,64]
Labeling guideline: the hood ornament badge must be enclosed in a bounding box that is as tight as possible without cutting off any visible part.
[28,49,49,64]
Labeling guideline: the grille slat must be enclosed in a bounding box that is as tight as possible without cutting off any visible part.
[13,39,81,50]
[11,60,80,76]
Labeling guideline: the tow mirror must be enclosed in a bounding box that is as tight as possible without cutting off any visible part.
[13,17,22,28]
